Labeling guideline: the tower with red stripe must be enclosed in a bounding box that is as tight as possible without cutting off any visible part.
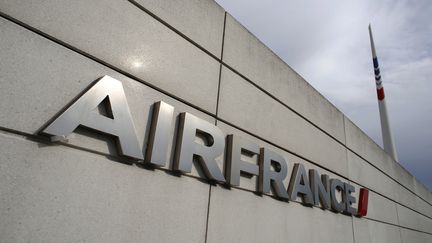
[368,24,398,161]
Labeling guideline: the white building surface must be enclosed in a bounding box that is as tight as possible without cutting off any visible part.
[0,0,431,242]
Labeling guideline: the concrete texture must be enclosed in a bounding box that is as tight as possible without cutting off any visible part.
[344,116,430,206]
[397,204,432,234]
[131,0,225,57]
[360,189,399,225]
[223,14,346,143]
[353,218,402,243]
[347,151,399,202]
[0,132,210,243]
[217,121,349,204]
[414,179,432,205]
[347,150,432,219]
[414,189,432,218]
[397,183,432,219]
[364,191,399,225]
[0,17,219,180]
[206,186,354,243]
[400,228,432,243]
[344,117,397,179]
[393,162,416,192]
[218,66,348,177]
[0,0,431,241]
[0,0,221,113]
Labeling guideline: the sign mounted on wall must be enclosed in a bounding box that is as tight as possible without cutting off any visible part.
[41,75,368,217]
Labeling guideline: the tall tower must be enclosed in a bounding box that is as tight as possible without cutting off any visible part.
[368,24,398,161]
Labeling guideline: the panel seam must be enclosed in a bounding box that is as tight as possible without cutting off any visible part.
[1,126,431,236]
[214,12,227,126]
[0,11,430,207]
[125,1,432,205]
[1,126,432,226]
[204,185,212,243]
[351,216,356,243]
[117,2,432,205]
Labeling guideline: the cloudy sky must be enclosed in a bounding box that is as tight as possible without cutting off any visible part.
[215,0,432,190]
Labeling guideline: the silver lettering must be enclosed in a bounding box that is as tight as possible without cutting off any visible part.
[330,179,346,212]
[225,135,260,187]
[309,170,331,209]
[259,148,289,199]
[174,112,225,182]
[42,76,143,160]
[343,183,357,215]
[145,101,174,166]
[288,163,314,205]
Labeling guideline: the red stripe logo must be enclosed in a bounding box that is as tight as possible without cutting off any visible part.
[357,188,369,217]
[377,87,385,101]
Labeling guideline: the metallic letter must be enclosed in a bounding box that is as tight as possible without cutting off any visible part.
[288,164,314,205]
[343,183,357,215]
[174,112,225,182]
[145,101,174,166]
[42,76,143,160]
[309,169,331,209]
[225,135,260,187]
[259,148,289,199]
[330,179,346,213]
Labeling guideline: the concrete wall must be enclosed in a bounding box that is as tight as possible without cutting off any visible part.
[0,0,431,242]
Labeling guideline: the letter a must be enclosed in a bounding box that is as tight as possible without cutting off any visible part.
[42,76,143,160]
